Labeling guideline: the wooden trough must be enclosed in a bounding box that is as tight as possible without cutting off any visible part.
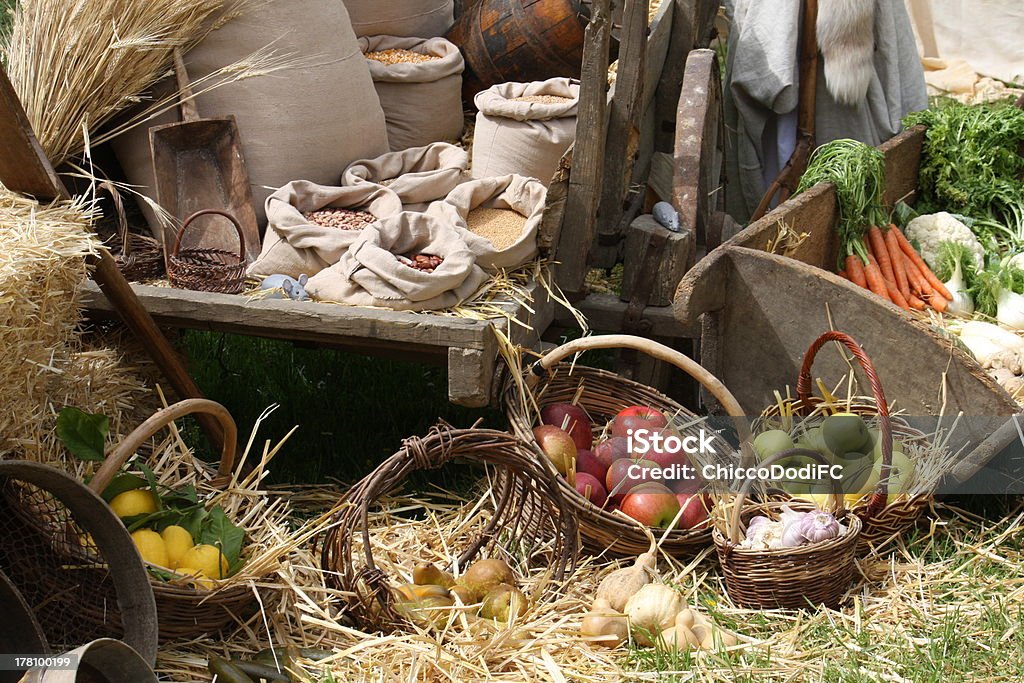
[673,126,1023,483]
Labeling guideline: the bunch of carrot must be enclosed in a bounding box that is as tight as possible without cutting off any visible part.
[838,224,952,312]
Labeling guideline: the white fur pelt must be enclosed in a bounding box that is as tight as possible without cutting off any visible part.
[816,0,876,105]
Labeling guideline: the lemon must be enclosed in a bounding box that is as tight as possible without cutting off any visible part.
[131,529,169,567]
[174,566,215,590]
[179,543,229,579]
[110,489,158,519]
[160,525,194,569]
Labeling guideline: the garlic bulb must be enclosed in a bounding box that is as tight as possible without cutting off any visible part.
[742,520,785,549]
[744,516,772,541]
[580,597,629,648]
[798,510,842,544]
[624,583,685,646]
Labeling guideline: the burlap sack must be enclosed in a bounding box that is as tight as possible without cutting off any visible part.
[427,175,545,271]
[342,0,454,38]
[360,36,465,152]
[305,212,489,311]
[341,142,468,211]
[471,79,580,186]
[248,181,403,279]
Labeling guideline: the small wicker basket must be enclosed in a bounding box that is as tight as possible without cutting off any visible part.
[760,331,933,551]
[713,449,863,610]
[99,181,164,282]
[320,423,580,633]
[504,334,754,558]
[166,209,247,294]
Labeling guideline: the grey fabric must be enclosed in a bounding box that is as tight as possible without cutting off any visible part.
[723,0,928,223]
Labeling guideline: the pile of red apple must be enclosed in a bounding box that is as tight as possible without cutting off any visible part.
[532,403,710,531]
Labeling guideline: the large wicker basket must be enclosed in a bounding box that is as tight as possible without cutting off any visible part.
[713,449,863,610]
[320,423,580,633]
[760,331,933,551]
[504,334,754,558]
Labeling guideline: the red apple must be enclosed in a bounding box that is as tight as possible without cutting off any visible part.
[674,493,711,530]
[541,403,593,451]
[621,483,681,528]
[605,458,659,502]
[633,426,691,469]
[533,425,577,476]
[575,449,607,483]
[574,472,607,507]
[611,406,668,439]
[594,436,631,471]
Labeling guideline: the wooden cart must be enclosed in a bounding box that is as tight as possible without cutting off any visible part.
[673,126,1022,483]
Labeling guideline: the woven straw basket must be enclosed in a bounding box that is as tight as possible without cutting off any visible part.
[320,423,580,633]
[167,209,247,294]
[99,181,164,282]
[713,448,863,610]
[505,334,754,558]
[760,331,932,551]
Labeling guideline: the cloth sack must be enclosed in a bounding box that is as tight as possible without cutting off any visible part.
[427,175,545,271]
[471,78,580,186]
[342,0,454,38]
[360,36,465,152]
[248,181,403,279]
[306,212,489,311]
[341,142,468,211]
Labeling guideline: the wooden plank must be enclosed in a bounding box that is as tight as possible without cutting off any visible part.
[881,124,926,208]
[554,0,613,298]
[554,293,698,338]
[538,149,572,253]
[648,151,673,201]
[448,334,499,407]
[620,214,692,306]
[594,0,649,266]
[0,69,65,199]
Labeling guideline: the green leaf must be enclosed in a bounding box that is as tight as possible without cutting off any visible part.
[198,506,245,569]
[161,484,199,508]
[99,473,149,502]
[56,407,108,461]
[137,463,163,511]
[179,506,209,541]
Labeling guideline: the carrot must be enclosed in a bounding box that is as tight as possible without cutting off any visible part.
[845,255,868,288]
[903,254,932,297]
[867,226,896,285]
[893,227,953,300]
[885,227,911,299]
[928,293,949,313]
[864,253,892,301]
[906,293,927,310]
[884,275,910,309]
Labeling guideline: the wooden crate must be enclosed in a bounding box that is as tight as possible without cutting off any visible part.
[673,126,1021,482]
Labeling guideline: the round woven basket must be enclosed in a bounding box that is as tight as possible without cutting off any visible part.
[504,334,754,558]
[99,181,164,282]
[166,209,247,294]
[760,331,932,552]
[320,423,580,633]
[713,449,863,610]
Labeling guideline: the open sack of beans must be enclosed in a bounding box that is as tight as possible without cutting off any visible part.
[471,78,580,186]
[342,0,454,38]
[361,36,465,152]
[427,174,546,271]
[305,212,489,311]
[341,142,468,211]
[247,181,402,279]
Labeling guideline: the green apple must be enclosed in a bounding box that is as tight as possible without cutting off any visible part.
[822,413,871,455]
[753,429,796,462]
[875,450,916,495]
[795,427,829,456]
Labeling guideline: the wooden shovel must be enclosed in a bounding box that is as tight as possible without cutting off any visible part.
[150,49,261,263]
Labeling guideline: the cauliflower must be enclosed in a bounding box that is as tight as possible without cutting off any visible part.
[905,212,985,271]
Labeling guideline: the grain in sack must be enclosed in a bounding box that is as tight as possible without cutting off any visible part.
[427,174,545,271]
[341,142,468,211]
[305,212,489,311]
[360,36,465,152]
[471,78,580,186]
[248,181,403,279]
[342,0,454,38]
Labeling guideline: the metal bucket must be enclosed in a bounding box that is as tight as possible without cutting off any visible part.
[20,639,156,683]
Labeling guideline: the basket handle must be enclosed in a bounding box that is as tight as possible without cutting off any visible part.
[528,334,754,462]
[97,181,131,256]
[795,331,892,517]
[171,209,246,261]
[87,399,238,495]
[725,447,846,545]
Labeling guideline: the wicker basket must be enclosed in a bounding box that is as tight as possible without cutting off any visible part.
[760,331,933,551]
[712,451,863,610]
[320,423,580,633]
[504,334,754,558]
[99,181,164,281]
[166,209,247,294]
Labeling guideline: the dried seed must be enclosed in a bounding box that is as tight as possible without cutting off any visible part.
[466,207,528,250]
[303,208,376,230]
[510,95,574,104]
[399,253,444,272]
[365,49,440,65]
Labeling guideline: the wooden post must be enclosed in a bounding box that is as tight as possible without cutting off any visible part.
[620,214,692,306]
[554,0,613,299]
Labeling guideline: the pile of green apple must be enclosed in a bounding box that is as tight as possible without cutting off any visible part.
[532,403,710,531]
[753,412,917,507]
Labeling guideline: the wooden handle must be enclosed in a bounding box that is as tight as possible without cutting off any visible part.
[796,331,892,516]
[172,209,246,261]
[172,48,200,123]
[726,447,845,545]
[88,399,238,495]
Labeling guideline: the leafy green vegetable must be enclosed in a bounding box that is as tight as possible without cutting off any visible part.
[971,261,1024,318]
[56,407,109,461]
[934,241,979,284]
